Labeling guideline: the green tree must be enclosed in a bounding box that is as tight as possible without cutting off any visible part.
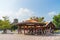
[38,17,44,22]
[11,25,18,31]
[0,20,3,30]
[30,16,45,22]
[0,16,11,33]
[53,13,60,28]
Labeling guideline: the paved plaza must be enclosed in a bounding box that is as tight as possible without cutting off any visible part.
[0,33,60,40]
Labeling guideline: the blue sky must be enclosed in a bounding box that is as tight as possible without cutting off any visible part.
[0,0,60,22]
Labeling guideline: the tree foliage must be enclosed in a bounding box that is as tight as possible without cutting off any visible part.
[11,25,18,31]
[30,16,45,22]
[0,16,11,33]
[38,17,44,22]
[53,13,60,28]
[2,16,11,29]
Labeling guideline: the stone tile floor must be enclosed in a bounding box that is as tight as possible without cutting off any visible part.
[0,34,60,40]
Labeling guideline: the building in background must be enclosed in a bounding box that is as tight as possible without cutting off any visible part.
[11,19,18,31]
[13,19,18,24]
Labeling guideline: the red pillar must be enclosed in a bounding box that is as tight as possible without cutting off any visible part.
[35,25,36,34]
[24,26,25,34]
[18,26,20,34]
[18,26,22,34]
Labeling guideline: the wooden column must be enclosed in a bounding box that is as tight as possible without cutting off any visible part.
[41,27,43,34]
[18,26,22,34]
[32,26,34,34]
[24,26,25,34]
[18,26,20,34]
[34,25,36,34]
[27,25,29,34]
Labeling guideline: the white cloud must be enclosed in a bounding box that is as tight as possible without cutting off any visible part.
[0,0,16,10]
[0,0,35,22]
[48,11,57,17]
[16,8,34,17]
[0,8,34,22]
[0,10,13,19]
[15,8,34,22]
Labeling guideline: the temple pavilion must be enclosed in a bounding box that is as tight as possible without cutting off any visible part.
[17,19,55,35]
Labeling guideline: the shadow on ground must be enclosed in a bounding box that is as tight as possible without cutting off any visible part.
[24,32,60,37]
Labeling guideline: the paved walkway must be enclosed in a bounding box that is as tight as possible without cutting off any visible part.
[0,34,60,40]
